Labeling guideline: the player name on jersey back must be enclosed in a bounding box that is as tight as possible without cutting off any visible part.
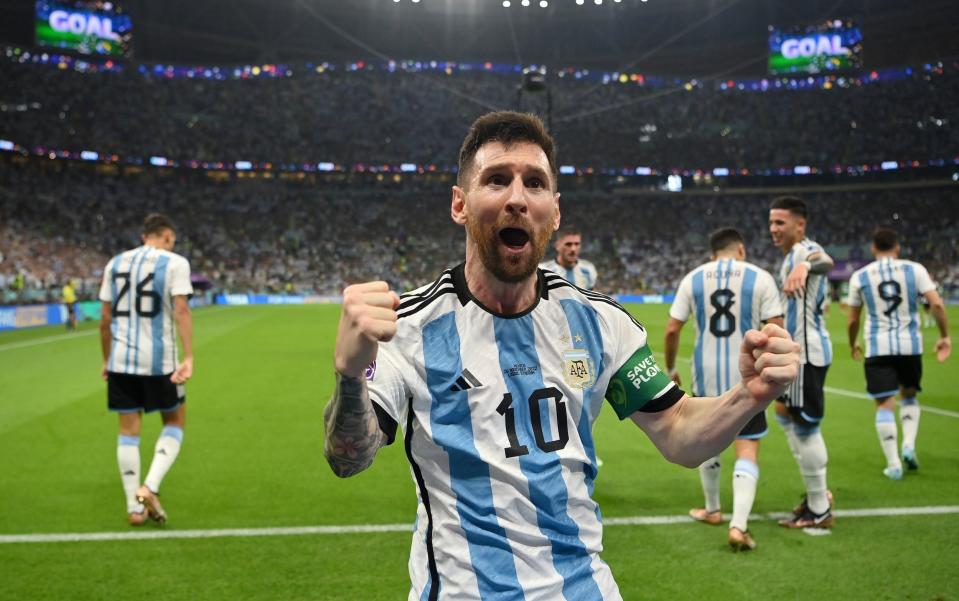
[671,259,782,397]
[99,245,193,376]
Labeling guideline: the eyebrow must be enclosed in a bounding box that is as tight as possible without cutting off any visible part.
[477,161,552,185]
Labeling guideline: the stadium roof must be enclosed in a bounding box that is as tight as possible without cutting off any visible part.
[2,0,958,75]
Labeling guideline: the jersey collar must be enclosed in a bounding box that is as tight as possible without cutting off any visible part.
[450,262,548,319]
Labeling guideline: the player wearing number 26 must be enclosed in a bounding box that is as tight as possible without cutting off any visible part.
[846,228,951,479]
[323,111,800,600]
[99,213,193,526]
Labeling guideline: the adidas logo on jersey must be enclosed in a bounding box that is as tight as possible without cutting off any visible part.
[449,369,483,392]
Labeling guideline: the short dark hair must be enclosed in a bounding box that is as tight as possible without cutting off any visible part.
[709,227,744,253]
[770,196,807,219]
[873,227,899,251]
[457,111,557,188]
[555,225,581,239]
[143,213,176,236]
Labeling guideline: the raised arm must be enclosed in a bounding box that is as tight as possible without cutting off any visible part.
[324,282,400,478]
[631,324,799,468]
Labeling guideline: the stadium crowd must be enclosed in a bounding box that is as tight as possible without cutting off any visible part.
[2,160,957,305]
[1,54,957,170]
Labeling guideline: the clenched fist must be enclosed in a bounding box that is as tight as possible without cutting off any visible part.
[334,281,401,378]
[738,323,801,404]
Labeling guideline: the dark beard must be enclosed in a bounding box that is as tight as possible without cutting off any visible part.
[467,215,553,284]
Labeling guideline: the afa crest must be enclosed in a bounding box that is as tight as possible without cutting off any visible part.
[563,349,595,390]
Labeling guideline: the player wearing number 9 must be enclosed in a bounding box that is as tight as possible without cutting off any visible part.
[846,227,951,480]
[99,213,193,527]
[323,112,800,601]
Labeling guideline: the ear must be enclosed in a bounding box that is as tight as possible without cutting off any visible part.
[451,185,467,226]
[552,192,561,233]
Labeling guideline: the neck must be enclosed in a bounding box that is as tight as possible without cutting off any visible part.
[464,251,539,316]
[557,256,576,268]
[875,252,897,259]
[780,237,801,255]
[714,252,738,261]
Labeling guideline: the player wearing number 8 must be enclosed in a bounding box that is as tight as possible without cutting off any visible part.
[846,228,952,479]
[98,213,194,526]
[665,228,783,550]
[322,111,800,600]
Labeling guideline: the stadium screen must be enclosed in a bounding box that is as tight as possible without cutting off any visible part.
[768,20,862,75]
[35,1,132,57]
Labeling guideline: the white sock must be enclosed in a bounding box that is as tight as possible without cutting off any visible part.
[730,458,759,532]
[796,428,829,514]
[698,456,722,512]
[117,435,142,513]
[875,409,901,470]
[144,426,183,494]
[900,398,920,451]
[775,412,802,462]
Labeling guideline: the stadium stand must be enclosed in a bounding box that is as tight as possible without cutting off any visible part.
[2,158,957,303]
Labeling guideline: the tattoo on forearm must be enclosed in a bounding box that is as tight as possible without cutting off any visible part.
[324,373,387,478]
[806,253,833,274]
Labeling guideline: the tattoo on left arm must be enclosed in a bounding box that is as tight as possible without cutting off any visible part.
[323,373,388,478]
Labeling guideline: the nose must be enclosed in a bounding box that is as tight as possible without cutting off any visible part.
[504,179,529,215]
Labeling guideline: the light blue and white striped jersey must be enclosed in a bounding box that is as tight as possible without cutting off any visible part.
[846,257,936,358]
[367,264,680,601]
[98,245,193,376]
[778,239,833,366]
[539,258,598,290]
[670,259,782,397]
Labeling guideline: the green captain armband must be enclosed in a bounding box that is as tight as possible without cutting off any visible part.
[605,345,675,420]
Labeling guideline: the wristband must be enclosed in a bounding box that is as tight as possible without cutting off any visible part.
[800,260,812,270]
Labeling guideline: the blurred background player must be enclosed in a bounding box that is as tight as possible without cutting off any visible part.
[61,278,78,331]
[665,228,783,550]
[768,196,836,529]
[846,227,952,479]
[539,225,598,290]
[99,213,194,525]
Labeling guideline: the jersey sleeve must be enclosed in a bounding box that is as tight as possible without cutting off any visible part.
[798,241,824,261]
[365,341,410,445]
[98,259,114,302]
[914,263,936,295]
[168,256,194,297]
[845,270,863,307]
[758,271,784,320]
[598,302,684,420]
[668,273,693,322]
[586,262,598,290]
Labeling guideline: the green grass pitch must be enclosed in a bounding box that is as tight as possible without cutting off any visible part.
[1,304,957,600]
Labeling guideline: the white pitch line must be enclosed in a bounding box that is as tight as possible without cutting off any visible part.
[824,386,959,419]
[0,329,97,352]
[2,505,957,545]
[0,306,233,352]
[655,352,959,419]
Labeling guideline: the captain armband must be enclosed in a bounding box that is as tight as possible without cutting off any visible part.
[604,345,680,420]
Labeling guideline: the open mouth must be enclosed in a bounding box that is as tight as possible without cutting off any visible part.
[499,227,530,249]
